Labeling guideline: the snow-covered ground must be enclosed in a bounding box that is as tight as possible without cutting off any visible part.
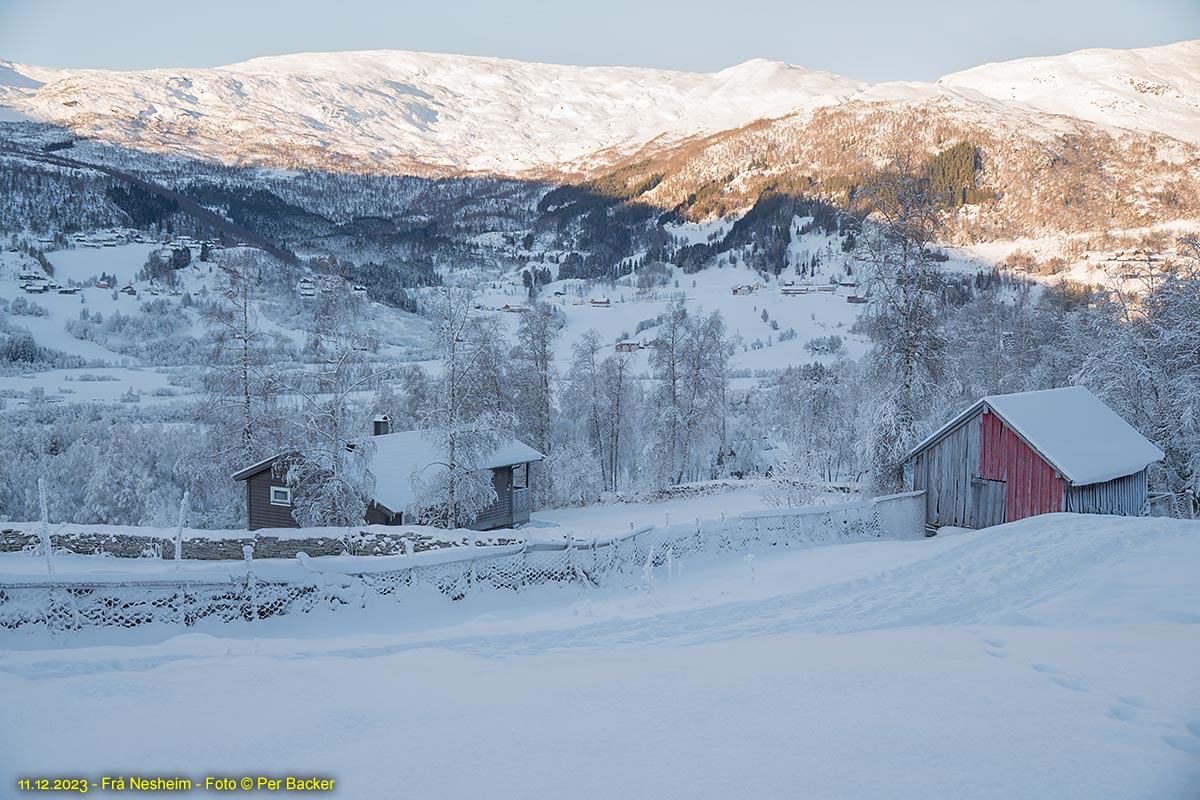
[2,513,1197,798]
[476,224,879,374]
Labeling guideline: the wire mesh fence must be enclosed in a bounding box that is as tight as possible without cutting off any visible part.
[1148,491,1197,519]
[0,491,925,635]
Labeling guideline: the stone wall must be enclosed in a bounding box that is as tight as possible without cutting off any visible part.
[0,528,520,561]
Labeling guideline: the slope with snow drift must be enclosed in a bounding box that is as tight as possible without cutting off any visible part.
[1,41,1197,176]
[1,514,1197,798]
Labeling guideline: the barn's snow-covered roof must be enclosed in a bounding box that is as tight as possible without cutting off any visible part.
[233,430,543,513]
[909,387,1164,486]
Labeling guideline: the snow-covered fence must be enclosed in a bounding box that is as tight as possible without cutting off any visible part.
[1148,490,1197,519]
[0,491,925,634]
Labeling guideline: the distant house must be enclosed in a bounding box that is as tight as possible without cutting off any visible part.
[120,285,137,296]
[232,429,544,532]
[906,387,1164,530]
[846,295,869,304]
[615,340,640,353]
[731,285,754,296]
[590,297,611,307]
[21,283,48,294]
[780,286,809,296]
[94,279,110,289]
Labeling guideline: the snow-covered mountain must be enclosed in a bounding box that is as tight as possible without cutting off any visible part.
[938,41,1200,144]
[0,52,865,174]
[0,41,1197,177]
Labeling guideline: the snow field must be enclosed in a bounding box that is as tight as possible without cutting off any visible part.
[0,514,1197,798]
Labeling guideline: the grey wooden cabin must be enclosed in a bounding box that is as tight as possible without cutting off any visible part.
[233,425,543,532]
[906,387,1163,530]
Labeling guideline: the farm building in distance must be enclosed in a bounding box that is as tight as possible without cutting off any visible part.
[233,427,544,532]
[906,387,1163,530]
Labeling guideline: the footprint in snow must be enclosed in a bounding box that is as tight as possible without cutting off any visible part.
[1031,664,1059,674]
[1050,674,1089,692]
[1163,734,1200,755]
[983,637,1007,648]
[1108,704,1139,722]
[1117,695,1149,709]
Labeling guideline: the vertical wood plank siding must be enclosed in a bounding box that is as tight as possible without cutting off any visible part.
[916,411,983,528]
[1065,468,1148,515]
[978,410,1063,523]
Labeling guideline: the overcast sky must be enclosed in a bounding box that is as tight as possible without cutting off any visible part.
[1,0,1197,81]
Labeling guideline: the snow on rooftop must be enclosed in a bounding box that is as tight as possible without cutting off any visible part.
[982,387,1164,486]
[370,430,543,513]
[915,387,1164,486]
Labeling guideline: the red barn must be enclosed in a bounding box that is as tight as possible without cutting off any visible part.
[906,387,1164,530]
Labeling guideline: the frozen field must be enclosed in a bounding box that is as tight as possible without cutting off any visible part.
[1,514,1197,798]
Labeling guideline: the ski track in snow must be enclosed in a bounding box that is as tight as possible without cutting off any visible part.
[0,520,1164,677]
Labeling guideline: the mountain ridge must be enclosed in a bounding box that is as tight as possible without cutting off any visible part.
[0,40,1197,178]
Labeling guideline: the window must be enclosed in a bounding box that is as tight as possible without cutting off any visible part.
[512,463,528,489]
[269,486,292,507]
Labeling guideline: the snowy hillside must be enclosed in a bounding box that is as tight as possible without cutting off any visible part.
[939,40,1200,145]
[2,514,1197,798]
[1,41,1197,176]
[0,51,865,174]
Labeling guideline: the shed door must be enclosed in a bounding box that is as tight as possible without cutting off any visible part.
[969,478,1006,529]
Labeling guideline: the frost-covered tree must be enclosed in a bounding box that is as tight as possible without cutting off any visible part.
[1076,236,1200,505]
[197,250,285,468]
[285,287,390,527]
[560,330,642,492]
[645,301,732,487]
[855,155,950,494]
[510,301,559,458]
[562,330,609,488]
[542,437,604,507]
[409,287,513,528]
[761,456,823,509]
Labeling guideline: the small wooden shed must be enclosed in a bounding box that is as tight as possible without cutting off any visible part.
[906,387,1163,529]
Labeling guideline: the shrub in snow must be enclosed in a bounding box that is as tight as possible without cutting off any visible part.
[9,297,49,317]
[805,335,844,355]
[761,457,823,509]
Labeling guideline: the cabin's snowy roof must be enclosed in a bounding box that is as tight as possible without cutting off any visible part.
[369,430,543,513]
[233,430,543,513]
[909,387,1164,486]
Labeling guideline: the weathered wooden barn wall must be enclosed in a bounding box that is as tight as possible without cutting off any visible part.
[913,410,983,528]
[1065,468,1148,515]
[979,410,1064,523]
